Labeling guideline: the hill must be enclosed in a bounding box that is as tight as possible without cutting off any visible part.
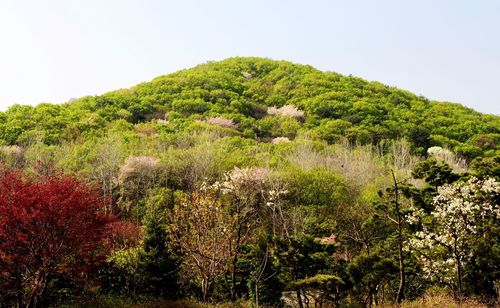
[0,57,499,307]
[0,57,498,159]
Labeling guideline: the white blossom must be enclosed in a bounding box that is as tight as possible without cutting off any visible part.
[406,176,499,285]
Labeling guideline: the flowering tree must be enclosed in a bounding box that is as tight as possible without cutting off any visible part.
[204,116,239,129]
[427,146,467,174]
[169,189,233,301]
[267,104,305,120]
[0,169,114,307]
[169,167,287,301]
[407,177,500,296]
[117,155,160,213]
[214,167,287,299]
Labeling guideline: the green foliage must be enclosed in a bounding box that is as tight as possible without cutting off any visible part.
[284,167,347,207]
[471,153,500,178]
[244,242,285,307]
[139,188,180,298]
[292,274,345,306]
[412,158,460,188]
[347,253,398,304]
[171,98,211,115]
[0,57,496,155]
[1,57,499,307]
[314,119,352,144]
[276,235,336,287]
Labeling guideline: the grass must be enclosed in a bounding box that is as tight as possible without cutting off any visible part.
[60,296,251,308]
[59,291,494,308]
[377,290,490,308]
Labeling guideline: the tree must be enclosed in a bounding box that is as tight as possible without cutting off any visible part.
[215,167,266,300]
[412,158,459,189]
[248,243,283,308]
[0,169,113,307]
[376,170,408,303]
[214,166,287,300]
[98,220,144,297]
[291,274,344,308]
[117,155,160,216]
[347,253,398,307]
[169,189,233,301]
[140,188,180,298]
[275,235,336,308]
[88,133,124,210]
[407,177,500,297]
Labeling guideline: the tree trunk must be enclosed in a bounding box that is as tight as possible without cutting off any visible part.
[296,289,304,308]
[202,278,210,302]
[230,223,243,300]
[456,255,463,297]
[25,271,48,308]
[255,283,260,308]
[453,233,463,299]
[368,288,373,308]
[392,170,405,304]
[230,257,237,300]
[396,229,405,303]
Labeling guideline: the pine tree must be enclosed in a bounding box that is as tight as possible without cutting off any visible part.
[140,188,180,298]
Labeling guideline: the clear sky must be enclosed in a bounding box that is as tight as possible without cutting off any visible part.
[0,0,499,114]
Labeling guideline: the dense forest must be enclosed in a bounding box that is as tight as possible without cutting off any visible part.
[0,57,499,307]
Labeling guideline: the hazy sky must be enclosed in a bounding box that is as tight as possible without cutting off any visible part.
[0,0,499,114]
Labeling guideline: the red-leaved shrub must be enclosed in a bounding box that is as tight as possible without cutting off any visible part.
[0,169,114,307]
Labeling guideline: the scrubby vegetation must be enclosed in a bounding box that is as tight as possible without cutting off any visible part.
[0,57,499,307]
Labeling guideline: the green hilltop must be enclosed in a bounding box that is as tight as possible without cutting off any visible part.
[1,57,498,159]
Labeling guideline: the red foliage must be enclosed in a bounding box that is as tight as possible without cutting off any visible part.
[105,219,143,250]
[0,169,114,305]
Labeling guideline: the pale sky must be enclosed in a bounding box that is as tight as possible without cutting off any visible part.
[0,0,499,114]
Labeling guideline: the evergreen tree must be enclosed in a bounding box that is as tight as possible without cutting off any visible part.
[140,188,180,298]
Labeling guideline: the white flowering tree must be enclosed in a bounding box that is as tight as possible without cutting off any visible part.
[211,167,287,299]
[213,166,288,238]
[407,177,500,296]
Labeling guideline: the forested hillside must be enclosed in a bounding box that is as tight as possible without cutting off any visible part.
[0,57,499,307]
[1,58,498,156]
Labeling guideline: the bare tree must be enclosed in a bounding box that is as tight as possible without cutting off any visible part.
[90,134,123,210]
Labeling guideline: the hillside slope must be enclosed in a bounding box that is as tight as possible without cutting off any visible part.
[0,57,498,159]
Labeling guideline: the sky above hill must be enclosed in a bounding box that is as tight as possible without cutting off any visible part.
[0,0,499,114]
